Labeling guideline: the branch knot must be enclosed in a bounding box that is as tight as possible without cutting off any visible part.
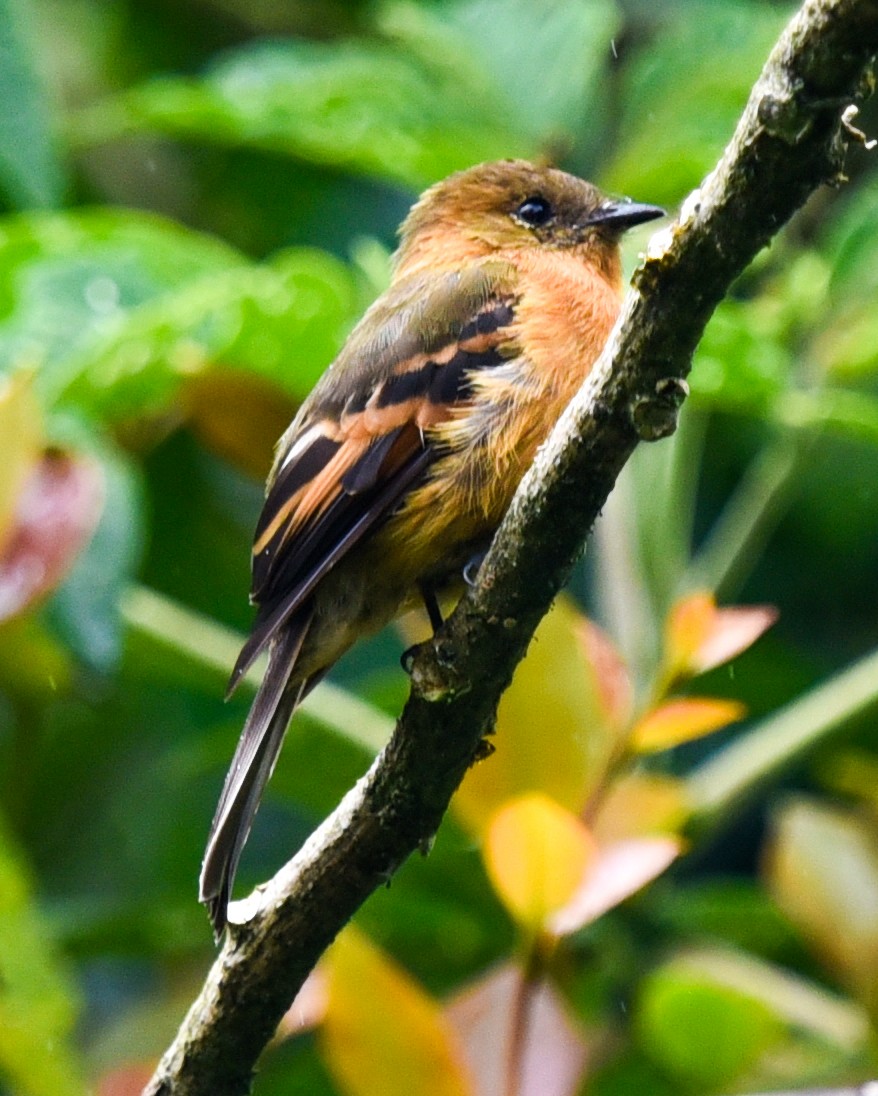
[629,377,690,441]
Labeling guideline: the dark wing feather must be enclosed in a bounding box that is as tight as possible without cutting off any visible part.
[341,425,409,494]
[200,616,310,935]
[228,435,431,693]
[227,261,520,693]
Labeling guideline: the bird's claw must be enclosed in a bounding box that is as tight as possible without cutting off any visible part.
[463,549,488,586]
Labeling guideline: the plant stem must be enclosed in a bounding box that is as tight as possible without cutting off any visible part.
[688,431,813,599]
[504,943,546,1096]
[688,643,878,823]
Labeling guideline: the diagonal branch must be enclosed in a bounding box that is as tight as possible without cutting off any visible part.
[145,2,878,1092]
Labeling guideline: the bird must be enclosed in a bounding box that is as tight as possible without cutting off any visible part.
[199,159,663,935]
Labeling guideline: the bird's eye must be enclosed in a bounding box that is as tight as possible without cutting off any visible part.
[514,196,553,227]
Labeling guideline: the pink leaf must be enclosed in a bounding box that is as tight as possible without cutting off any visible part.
[278,969,329,1037]
[577,618,633,731]
[0,451,104,622]
[549,837,683,936]
[446,963,588,1096]
[665,592,777,679]
[692,605,779,675]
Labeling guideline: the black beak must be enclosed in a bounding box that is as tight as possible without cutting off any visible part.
[587,201,665,232]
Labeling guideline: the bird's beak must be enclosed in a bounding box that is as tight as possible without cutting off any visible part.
[587,201,665,232]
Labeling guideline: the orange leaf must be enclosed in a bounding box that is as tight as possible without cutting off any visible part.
[483,794,596,931]
[665,591,716,677]
[631,698,746,753]
[321,927,473,1096]
[550,837,683,935]
[665,591,777,680]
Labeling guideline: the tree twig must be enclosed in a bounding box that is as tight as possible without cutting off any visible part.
[145,2,878,1092]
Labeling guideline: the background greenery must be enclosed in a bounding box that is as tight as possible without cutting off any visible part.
[1,0,877,1093]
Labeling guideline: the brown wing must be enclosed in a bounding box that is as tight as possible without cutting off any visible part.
[202,262,520,933]
[226,263,519,693]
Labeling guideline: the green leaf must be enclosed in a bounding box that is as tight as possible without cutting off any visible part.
[74,38,530,189]
[649,879,803,964]
[636,957,784,1087]
[0,0,66,208]
[0,817,88,1096]
[773,388,878,446]
[0,208,241,395]
[588,1053,678,1096]
[435,0,619,145]
[637,947,868,1089]
[56,246,357,420]
[47,434,144,671]
[814,303,878,378]
[822,183,878,304]
[690,298,790,411]
[602,1,787,204]
[0,209,358,423]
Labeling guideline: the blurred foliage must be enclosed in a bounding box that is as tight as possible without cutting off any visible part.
[0,0,877,1093]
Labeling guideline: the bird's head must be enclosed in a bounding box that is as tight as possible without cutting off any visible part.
[395,160,663,282]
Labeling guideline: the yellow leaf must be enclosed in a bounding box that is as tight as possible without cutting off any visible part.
[631,698,746,753]
[321,927,473,1096]
[453,597,617,834]
[0,372,42,554]
[483,794,596,932]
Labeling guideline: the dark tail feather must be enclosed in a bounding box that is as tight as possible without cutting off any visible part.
[199,611,312,937]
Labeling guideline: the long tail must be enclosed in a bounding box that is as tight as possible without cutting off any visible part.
[199,611,312,936]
